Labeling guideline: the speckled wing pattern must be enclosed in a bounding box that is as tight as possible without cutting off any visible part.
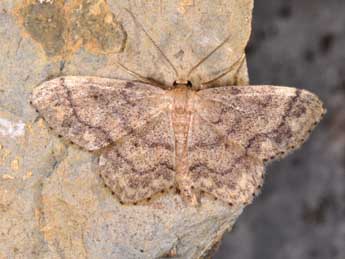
[196,86,324,160]
[31,77,324,205]
[31,76,176,203]
[187,113,264,205]
[31,76,168,151]
[191,85,324,204]
[99,112,176,203]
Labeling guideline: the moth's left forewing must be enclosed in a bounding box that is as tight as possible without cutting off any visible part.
[99,111,176,204]
[31,76,170,151]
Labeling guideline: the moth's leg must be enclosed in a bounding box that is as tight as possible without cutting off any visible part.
[178,177,200,206]
[124,8,180,79]
[187,35,231,78]
[200,54,245,88]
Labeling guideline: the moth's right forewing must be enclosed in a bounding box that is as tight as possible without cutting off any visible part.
[188,85,324,205]
[186,112,264,205]
[31,76,168,151]
[196,85,325,161]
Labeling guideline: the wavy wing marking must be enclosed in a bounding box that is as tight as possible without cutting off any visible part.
[99,112,176,203]
[185,85,324,204]
[187,113,264,205]
[31,76,168,151]
[197,85,325,161]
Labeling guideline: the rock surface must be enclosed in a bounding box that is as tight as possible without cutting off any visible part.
[0,1,254,258]
[216,0,345,258]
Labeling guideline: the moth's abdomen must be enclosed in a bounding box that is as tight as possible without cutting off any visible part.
[169,87,200,204]
[170,87,194,152]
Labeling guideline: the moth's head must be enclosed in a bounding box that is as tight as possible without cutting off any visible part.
[173,80,193,89]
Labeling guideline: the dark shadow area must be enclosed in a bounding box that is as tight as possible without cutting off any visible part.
[216,0,345,258]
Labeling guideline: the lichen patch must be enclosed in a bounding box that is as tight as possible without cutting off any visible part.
[68,0,127,54]
[19,0,66,57]
[15,0,127,58]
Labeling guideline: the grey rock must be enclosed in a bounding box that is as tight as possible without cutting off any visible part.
[216,1,345,258]
[0,1,254,258]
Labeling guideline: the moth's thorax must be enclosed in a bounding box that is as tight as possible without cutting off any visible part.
[169,86,196,139]
[169,86,197,114]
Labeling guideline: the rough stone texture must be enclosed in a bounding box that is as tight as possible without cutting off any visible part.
[0,1,254,258]
[216,0,345,259]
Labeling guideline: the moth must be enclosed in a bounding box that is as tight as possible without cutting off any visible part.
[30,11,325,207]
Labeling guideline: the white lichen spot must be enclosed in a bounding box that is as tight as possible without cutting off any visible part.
[0,118,25,138]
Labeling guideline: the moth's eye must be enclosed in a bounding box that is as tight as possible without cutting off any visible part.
[172,80,193,88]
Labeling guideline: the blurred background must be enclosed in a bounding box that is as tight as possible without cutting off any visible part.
[216,0,345,258]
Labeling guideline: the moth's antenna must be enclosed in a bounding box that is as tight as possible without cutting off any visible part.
[124,8,179,78]
[115,61,167,88]
[187,35,231,78]
[201,54,245,86]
